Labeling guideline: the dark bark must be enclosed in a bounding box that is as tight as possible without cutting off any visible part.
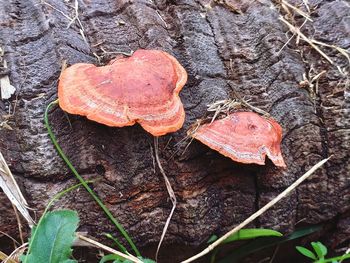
[0,0,349,261]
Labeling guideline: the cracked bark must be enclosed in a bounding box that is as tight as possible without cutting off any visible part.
[0,0,349,261]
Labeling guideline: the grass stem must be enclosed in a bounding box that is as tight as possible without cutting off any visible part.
[44,100,140,257]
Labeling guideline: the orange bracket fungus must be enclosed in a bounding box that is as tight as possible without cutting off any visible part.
[58,49,187,136]
[192,112,286,167]
[58,49,187,258]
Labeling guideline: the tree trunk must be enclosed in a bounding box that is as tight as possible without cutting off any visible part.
[0,0,349,261]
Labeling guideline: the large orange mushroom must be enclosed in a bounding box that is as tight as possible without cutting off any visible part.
[192,112,286,167]
[58,49,187,136]
[58,49,187,258]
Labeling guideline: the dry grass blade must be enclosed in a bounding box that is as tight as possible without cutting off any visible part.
[154,137,177,261]
[41,0,88,44]
[0,77,16,99]
[299,68,327,105]
[77,234,142,263]
[41,1,71,20]
[311,39,350,66]
[166,120,202,161]
[100,47,134,57]
[0,151,34,227]
[149,143,156,174]
[0,58,16,100]
[67,0,88,44]
[66,0,79,28]
[0,120,13,131]
[12,203,25,244]
[207,99,242,123]
[279,16,334,65]
[301,0,311,13]
[277,18,308,55]
[181,157,330,263]
[0,251,15,263]
[281,0,313,21]
[228,85,270,117]
[2,242,27,263]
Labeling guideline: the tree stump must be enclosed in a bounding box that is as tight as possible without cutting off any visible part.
[0,0,349,261]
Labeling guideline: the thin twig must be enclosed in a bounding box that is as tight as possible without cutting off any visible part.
[154,137,177,261]
[181,157,330,263]
[77,234,142,263]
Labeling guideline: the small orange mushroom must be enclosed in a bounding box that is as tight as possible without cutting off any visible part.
[58,49,187,136]
[192,112,286,167]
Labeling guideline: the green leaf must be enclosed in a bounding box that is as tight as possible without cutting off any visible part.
[208,229,281,263]
[208,235,218,243]
[99,255,155,263]
[99,254,124,263]
[296,246,317,260]
[311,242,327,258]
[321,251,350,263]
[217,225,322,263]
[22,210,79,263]
[222,229,283,244]
[139,258,156,263]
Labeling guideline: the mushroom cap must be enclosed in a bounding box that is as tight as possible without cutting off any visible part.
[58,49,187,136]
[192,112,286,167]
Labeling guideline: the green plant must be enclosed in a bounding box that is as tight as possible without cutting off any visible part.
[208,228,283,263]
[99,254,155,263]
[21,210,79,263]
[20,182,143,263]
[21,182,85,263]
[217,225,322,263]
[296,241,350,263]
[45,100,140,256]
